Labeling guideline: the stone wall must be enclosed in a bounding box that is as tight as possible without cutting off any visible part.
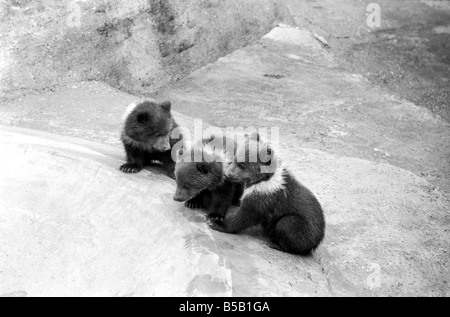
[0,0,291,99]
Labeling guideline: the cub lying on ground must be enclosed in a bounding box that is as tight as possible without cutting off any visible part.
[173,135,243,219]
[210,134,325,255]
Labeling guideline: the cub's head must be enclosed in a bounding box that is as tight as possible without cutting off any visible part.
[225,133,278,185]
[173,144,225,202]
[124,100,173,151]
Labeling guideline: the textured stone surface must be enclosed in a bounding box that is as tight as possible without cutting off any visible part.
[280,0,450,122]
[0,126,233,297]
[0,0,290,100]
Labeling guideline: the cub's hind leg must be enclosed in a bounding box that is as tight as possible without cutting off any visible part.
[269,215,318,255]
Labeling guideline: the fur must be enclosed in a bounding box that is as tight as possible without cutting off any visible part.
[121,131,160,153]
[120,100,182,178]
[241,162,287,199]
[210,134,326,255]
[173,137,244,218]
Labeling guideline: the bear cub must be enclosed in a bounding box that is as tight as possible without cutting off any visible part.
[173,136,243,219]
[210,134,326,255]
[120,100,181,179]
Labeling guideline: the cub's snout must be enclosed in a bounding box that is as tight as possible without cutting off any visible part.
[173,188,190,202]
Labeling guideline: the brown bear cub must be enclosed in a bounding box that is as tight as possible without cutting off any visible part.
[210,134,325,255]
[173,136,244,219]
[120,100,181,179]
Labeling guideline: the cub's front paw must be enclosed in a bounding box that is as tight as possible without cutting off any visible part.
[184,198,203,209]
[120,163,142,174]
[208,218,227,233]
[185,195,204,209]
[207,214,223,221]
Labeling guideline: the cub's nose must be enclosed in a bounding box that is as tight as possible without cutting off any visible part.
[173,195,184,202]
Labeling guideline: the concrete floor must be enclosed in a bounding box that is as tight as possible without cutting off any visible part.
[282,0,450,122]
[0,23,448,296]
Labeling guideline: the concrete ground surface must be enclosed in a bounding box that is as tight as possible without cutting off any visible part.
[1,4,449,297]
[0,24,449,297]
[281,0,450,122]
[0,126,237,296]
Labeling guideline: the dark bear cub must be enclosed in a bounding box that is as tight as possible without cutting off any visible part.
[210,134,326,255]
[120,100,181,179]
[173,137,243,219]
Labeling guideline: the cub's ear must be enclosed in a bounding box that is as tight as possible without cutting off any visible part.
[196,162,210,174]
[160,101,172,112]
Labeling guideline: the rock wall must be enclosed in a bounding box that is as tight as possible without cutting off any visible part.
[0,0,291,99]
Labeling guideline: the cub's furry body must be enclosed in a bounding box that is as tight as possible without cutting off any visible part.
[211,134,325,255]
[120,100,181,178]
[173,136,243,218]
